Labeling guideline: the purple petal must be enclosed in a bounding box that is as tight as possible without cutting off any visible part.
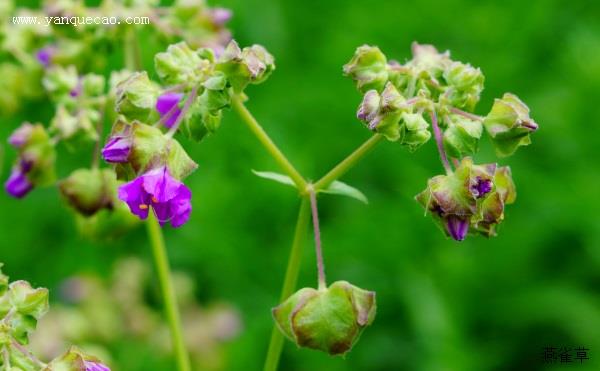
[5,169,33,198]
[446,215,469,241]
[142,167,181,203]
[156,92,183,128]
[84,361,110,371]
[8,123,34,148]
[471,176,493,199]
[35,47,54,67]
[101,136,131,163]
[170,184,192,227]
[211,8,232,25]
[118,177,151,220]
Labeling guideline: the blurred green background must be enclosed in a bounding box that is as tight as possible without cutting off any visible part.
[2,0,600,370]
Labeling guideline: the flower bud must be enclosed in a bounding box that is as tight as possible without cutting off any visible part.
[442,114,483,158]
[101,133,132,163]
[42,65,79,102]
[81,73,106,97]
[442,61,484,110]
[272,281,376,355]
[217,40,275,92]
[59,168,116,216]
[5,280,49,344]
[45,346,110,371]
[5,123,56,198]
[114,121,197,181]
[36,46,55,67]
[115,72,160,122]
[408,42,451,80]
[75,197,140,241]
[343,45,388,93]
[356,83,405,141]
[155,42,213,86]
[483,93,538,157]
[416,157,517,240]
[400,112,431,151]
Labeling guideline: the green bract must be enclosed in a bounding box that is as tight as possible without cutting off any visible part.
[14,123,56,187]
[155,42,214,86]
[272,281,376,356]
[484,93,538,157]
[59,168,117,216]
[115,71,160,123]
[415,157,516,239]
[112,120,197,180]
[343,45,389,93]
[216,40,275,93]
[443,114,483,158]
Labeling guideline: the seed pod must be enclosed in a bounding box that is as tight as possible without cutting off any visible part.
[273,281,376,356]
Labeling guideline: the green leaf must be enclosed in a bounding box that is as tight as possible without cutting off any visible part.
[320,181,368,204]
[251,170,296,188]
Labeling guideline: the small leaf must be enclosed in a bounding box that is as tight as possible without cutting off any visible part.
[320,181,368,204]
[251,170,296,188]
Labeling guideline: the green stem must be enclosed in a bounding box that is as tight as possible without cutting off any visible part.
[146,213,191,371]
[232,96,307,190]
[263,198,311,371]
[124,27,142,70]
[313,134,384,191]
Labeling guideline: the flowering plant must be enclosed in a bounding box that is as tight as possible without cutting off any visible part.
[2,1,538,370]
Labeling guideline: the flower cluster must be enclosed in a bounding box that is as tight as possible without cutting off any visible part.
[5,123,56,198]
[102,40,275,227]
[345,43,538,240]
[0,263,110,370]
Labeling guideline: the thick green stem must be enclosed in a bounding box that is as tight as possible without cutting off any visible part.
[263,198,311,371]
[232,96,307,190]
[146,213,191,371]
[313,134,384,191]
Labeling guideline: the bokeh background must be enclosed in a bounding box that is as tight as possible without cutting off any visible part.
[1,0,600,370]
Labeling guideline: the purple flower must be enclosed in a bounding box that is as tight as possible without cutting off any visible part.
[8,123,34,148]
[35,47,54,67]
[446,215,469,241]
[5,167,33,199]
[102,135,132,163]
[84,361,110,371]
[470,176,492,199]
[211,8,233,25]
[118,166,192,227]
[156,92,184,128]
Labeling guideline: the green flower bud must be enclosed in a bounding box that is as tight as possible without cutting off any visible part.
[155,42,213,86]
[442,114,482,158]
[81,73,105,97]
[42,65,79,102]
[49,105,99,142]
[8,281,48,319]
[272,281,376,356]
[400,112,431,151]
[408,42,451,81]
[182,75,231,141]
[0,264,9,297]
[442,61,484,110]
[343,45,388,93]
[13,123,56,188]
[471,166,516,236]
[216,40,275,93]
[357,83,405,141]
[115,71,160,122]
[483,93,538,157]
[44,346,107,371]
[115,121,197,180]
[59,168,116,216]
